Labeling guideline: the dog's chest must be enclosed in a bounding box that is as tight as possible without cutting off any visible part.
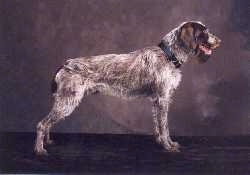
[159,66,182,90]
[170,70,182,89]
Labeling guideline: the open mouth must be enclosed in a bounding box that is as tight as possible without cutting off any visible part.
[199,44,212,55]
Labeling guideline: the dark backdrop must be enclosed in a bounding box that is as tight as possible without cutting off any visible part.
[1,0,249,135]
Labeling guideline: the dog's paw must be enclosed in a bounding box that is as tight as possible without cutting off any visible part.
[34,147,49,156]
[171,141,180,149]
[164,145,180,153]
[162,141,181,153]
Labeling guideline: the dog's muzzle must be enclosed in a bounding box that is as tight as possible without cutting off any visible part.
[198,33,221,56]
[208,33,221,49]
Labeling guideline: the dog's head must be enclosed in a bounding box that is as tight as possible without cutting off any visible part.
[178,21,221,63]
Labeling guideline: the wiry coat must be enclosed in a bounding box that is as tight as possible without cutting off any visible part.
[58,46,182,99]
[34,21,221,155]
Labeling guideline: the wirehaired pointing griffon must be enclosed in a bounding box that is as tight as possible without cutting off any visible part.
[35,21,221,155]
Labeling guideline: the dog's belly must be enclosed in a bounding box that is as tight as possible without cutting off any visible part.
[97,82,154,100]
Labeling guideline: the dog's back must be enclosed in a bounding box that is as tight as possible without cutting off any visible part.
[51,47,168,98]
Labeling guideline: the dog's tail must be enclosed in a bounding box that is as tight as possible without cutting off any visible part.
[51,65,63,94]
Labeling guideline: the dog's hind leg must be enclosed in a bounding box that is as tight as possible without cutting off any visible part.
[34,75,86,156]
[34,95,84,156]
[44,81,98,145]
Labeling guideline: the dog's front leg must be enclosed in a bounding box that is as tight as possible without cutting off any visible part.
[153,96,180,152]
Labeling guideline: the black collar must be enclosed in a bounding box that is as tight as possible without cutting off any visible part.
[158,41,183,68]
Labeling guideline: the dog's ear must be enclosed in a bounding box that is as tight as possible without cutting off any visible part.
[179,21,206,51]
[179,22,197,50]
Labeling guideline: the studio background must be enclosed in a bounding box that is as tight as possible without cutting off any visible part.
[1,0,249,136]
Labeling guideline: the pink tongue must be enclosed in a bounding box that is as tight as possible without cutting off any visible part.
[199,45,212,55]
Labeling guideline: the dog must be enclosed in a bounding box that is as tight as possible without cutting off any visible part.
[34,21,221,155]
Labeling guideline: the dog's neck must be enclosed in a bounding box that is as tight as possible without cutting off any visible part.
[158,41,183,68]
[161,27,190,65]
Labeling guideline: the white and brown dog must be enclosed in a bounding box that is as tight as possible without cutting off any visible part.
[35,21,221,155]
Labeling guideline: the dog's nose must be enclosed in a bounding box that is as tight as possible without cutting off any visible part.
[209,35,221,49]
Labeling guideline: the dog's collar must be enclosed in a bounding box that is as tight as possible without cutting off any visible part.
[158,41,183,68]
